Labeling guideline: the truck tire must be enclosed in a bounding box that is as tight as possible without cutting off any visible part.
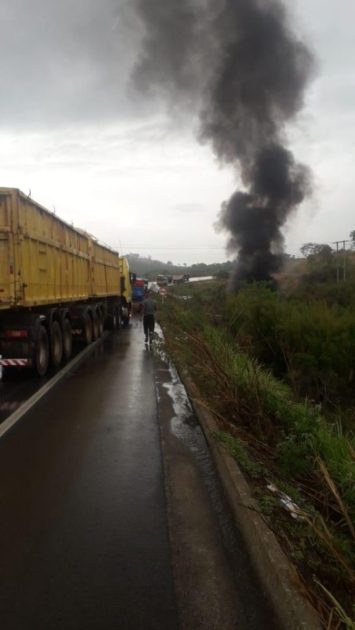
[50,320,63,367]
[92,313,99,340]
[34,326,49,377]
[115,307,121,332]
[121,303,129,326]
[97,311,104,337]
[106,309,117,331]
[112,310,118,331]
[62,319,72,361]
[83,313,93,345]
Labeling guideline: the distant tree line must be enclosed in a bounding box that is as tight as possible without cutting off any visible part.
[125,228,355,283]
[125,253,234,280]
[299,230,355,284]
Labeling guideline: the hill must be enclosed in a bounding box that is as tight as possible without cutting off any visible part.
[125,253,234,280]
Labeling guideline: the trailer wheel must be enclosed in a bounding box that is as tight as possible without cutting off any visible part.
[34,326,49,377]
[50,321,63,367]
[62,319,72,361]
[109,311,117,331]
[122,309,129,327]
[97,311,104,337]
[92,313,99,340]
[115,307,121,332]
[106,307,118,331]
[83,314,93,345]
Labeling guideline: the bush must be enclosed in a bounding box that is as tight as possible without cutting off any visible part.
[226,285,355,406]
[159,288,355,625]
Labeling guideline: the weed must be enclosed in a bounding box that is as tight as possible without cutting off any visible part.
[214,431,264,479]
[159,289,355,626]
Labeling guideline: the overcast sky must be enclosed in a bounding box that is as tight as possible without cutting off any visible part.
[0,0,354,264]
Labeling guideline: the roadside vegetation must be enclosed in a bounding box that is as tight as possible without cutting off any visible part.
[158,277,355,629]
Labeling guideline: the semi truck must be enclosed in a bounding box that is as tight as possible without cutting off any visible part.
[119,257,132,326]
[0,187,126,377]
[131,277,147,313]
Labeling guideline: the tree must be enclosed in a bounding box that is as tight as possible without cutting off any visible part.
[315,244,333,262]
[300,242,318,257]
[300,243,334,283]
[350,230,355,249]
[300,243,332,259]
[216,269,230,279]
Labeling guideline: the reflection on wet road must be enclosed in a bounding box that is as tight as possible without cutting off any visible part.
[0,317,274,630]
[0,322,177,629]
[0,343,84,424]
[154,337,275,630]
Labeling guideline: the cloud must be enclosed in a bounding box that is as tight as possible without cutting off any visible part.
[0,0,354,266]
[0,0,147,128]
[172,202,205,214]
[0,121,234,264]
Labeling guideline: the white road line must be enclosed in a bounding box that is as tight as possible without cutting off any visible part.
[0,332,110,440]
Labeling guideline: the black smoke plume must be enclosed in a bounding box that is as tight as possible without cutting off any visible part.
[132,0,314,287]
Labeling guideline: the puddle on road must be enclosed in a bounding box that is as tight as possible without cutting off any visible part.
[154,325,210,463]
[162,363,229,524]
[154,330,277,628]
[164,364,203,456]
[155,330,240,546]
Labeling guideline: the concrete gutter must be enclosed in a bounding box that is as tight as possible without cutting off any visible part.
[180,371,322,630]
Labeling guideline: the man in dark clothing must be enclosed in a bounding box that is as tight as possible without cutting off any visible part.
[142,292,156,343]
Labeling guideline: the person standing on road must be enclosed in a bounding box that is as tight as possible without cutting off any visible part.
[142,291,156,343]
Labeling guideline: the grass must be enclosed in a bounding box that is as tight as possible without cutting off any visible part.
[158,289,355,628]
[226,284,355,412]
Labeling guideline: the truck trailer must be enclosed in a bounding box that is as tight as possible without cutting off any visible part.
[0,187,123,376]
[119,257,132,326]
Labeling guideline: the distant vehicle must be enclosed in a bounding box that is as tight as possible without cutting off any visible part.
[148,282,160,294]
[172,274,189,284]
[0,187,128,377]
[156,275,169,287]
[131,276,148,313]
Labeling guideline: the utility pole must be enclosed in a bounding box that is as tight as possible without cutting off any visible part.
[332,240,350,282]
[335,241,339,283]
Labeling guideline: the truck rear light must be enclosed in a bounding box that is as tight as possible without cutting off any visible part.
[4,329,28,338]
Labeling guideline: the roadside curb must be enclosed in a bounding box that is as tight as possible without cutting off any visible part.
[180,371,321,630]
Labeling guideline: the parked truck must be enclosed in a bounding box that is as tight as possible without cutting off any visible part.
[131,277,147,313]
[0,187,124,377]
[119,257,132,326]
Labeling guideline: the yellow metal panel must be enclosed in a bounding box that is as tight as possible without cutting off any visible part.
[92,241,120,298]
[0,192,15,309]
[119,257,132,303]
[20,235,91,305]
[0,188,120,308]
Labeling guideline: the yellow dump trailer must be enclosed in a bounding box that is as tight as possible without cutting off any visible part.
[119,257,132,325]
[0,188,123,376]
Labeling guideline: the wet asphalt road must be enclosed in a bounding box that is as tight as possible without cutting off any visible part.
[0,342,84,424]
[0,319,274,630]
[0,324,177,629]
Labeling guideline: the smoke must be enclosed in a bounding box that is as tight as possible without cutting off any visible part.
[132,0,314,287]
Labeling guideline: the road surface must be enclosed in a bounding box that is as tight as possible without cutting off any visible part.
[0,319,274,629]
